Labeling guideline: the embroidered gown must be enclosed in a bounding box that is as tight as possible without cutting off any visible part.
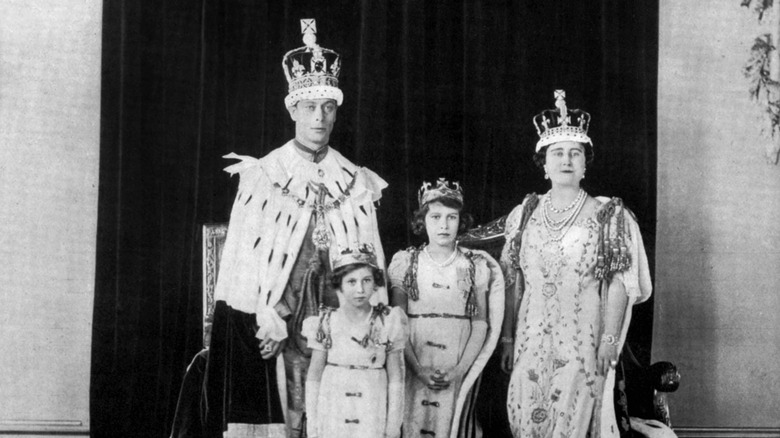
[389,248,494,438]
[502,196,651,438]
[302,306,408,438]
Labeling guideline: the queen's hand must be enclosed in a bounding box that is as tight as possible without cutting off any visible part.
[596,338,619,376]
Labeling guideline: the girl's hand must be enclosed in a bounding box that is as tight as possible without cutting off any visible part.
[415,366,450,390]
[413,365,436,385]
[596,341,618,376]
[431,366,462,389]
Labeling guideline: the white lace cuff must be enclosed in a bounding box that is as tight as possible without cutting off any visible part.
[254,306,288,342]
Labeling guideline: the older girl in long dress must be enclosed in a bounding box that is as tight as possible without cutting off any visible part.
[389,179,504,438]
[303,245,407,438]
[500,91,652,438]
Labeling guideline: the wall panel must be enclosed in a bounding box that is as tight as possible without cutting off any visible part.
[656,0,780,430]
[0,1,101,435]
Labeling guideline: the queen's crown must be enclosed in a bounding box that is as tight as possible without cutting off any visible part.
[532,90,592,152]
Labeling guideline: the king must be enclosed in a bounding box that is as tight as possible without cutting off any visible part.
[205,19,388,438]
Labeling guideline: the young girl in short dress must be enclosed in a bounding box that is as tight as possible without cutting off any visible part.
[303,245,408,438]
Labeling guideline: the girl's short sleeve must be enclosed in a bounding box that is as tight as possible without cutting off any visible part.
[387,250,412,294]
[301,315,325,351]
[385,307,409,352]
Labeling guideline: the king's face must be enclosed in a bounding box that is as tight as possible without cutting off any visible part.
[288,98,338,150]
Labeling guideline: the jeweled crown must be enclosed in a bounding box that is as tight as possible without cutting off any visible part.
[332,244,379,270]
[282,19,343,108]
[532,90,591,152]
[418,178,464,207]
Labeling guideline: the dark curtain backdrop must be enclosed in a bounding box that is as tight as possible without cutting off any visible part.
[92,1,658,436]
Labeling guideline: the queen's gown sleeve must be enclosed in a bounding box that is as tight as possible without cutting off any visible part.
[596,201,653,438]
[611,206,653,304]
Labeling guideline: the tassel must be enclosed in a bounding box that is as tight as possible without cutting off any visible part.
[357,304,389,349]
[508,194,539,271]
[403,246,422,301]
[315,307,334,350]
[293,251,326,353]
[594,198,632,281]
[464,251,479,317]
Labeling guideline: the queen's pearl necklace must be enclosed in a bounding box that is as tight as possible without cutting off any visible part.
[547,188,585,213]
[542,189,587,241]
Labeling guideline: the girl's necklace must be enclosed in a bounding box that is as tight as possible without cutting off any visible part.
[423,245,458,268]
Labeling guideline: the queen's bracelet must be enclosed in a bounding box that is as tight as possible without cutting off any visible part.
[601,334,619,346]
[500,336,514,344]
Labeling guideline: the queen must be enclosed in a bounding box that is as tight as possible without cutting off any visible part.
[499,90,652,437]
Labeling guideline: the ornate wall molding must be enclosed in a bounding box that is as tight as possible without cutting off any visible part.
[0,418,88,436]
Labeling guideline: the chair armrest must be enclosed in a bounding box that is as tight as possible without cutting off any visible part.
[649,361,680,427]
[457,215,508,260]
[202,223,229,348]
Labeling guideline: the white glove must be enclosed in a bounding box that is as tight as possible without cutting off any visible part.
[305,380,320,438]
[384,381,404,438]
[630,417,678,438]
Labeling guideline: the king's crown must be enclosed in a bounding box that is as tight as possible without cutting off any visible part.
[418,178,464,207]
[532,90,592,152]
[282,19,343,108]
